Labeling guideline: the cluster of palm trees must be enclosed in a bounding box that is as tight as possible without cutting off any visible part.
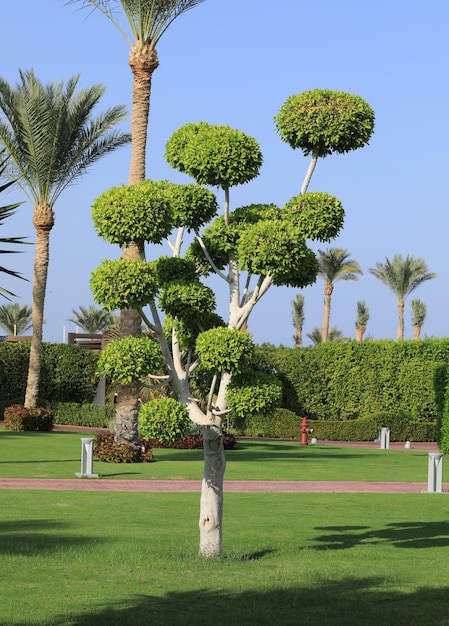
[292,248,436,345]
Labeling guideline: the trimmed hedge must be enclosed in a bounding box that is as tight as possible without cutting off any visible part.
[50,402,113,428]
[0,342,99,410]
[259,340,449,422]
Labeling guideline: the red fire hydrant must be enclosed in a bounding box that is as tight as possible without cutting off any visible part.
[300,416,313,445]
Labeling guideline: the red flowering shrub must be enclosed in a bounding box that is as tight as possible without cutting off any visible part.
[93,431,154,463]
[3,404,54,431]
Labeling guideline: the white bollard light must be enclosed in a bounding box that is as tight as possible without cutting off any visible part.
[380,427,390,449]
[75,437,98,478]
[404,441,411,449]
[427,452,444,493]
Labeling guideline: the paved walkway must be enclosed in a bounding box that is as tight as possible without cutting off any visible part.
[0,478,447,493]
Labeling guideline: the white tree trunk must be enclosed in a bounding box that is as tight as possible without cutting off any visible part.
[199,430,226,557]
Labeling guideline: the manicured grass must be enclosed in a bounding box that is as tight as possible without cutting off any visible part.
[0,429,441,482]
[1,490,449,625]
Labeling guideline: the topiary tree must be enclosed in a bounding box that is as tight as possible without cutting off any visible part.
[274,89,375,193]
[91,96,373,558]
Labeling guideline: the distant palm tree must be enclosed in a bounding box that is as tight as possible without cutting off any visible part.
[317,248,362,342]
[355,300,369,342]
[0,152,26,298]
[291,294,305,347]
[369,254,436,340]
[307,326,346,346]
[69,305,119,334]
[0,69,130,407]
[410,298,427,341]
[0,302,32,335]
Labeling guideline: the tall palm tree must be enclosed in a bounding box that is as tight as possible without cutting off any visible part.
[0,152,26,298]
[66,0,206,186]
[69,305,119,333]
[369,254,436,340]
[355,300,369,342]
[0,302,32,335]
[410,298,427,341]
[307,326,346,346]
[317,248,362,343]
[291,293,305,347]
[66,1,207,447]
[0,69,131,407]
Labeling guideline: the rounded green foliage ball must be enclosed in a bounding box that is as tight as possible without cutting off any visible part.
[166,121,263,188]
[139,397,192,445]
[97,336,163,384]
[274,89,375,156]
[283,192,345,242]
[159,280,216,324]
[91,180,174,245]
[171,184,219,231]
[90,259,159,310]
[196,327,254,373]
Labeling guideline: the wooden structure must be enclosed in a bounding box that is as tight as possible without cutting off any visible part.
[67,332,112,350]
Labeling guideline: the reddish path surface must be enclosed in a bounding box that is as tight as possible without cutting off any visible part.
[0,478,446,494]
[1,427,444,493]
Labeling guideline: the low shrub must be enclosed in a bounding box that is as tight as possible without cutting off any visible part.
[51,402,112,428]
[145,431,237,450]
[93,431,154,463]
[3,404,54,432]
[235,408,301,438]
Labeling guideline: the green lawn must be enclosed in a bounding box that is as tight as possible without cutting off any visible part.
[0,430,442,482]
[1,490,449,625]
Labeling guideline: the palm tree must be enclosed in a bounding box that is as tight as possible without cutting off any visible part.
[69,305,119,333]
[291,294,305,347]
[317,248,362,343]
[355,300,369,342]
[0,302,32,335]
[410,298,427,340]
[369,254,436,340]
[0,69,131,407]
[0,152,26,298]
[66,0,206,186]
[307,326,346,346]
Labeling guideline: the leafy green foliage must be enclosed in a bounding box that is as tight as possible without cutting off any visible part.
[91,180,174,246]
[146,431,237,449]
[94,431,154,463]
[156,257,198,287]
[274,89,375,156]
[227,371,282,418]
[139,398,192,444]
[170,183,219,230]
[260,340,449,424]
[97,336,162,384]
[3,404,54,431]
[238,221,319,287]
[159,280,215,324]
[165,122,263,188]
[90,259,159,310]
[284,192,345,242]
[51,402,113,427]
[196,328,254,373]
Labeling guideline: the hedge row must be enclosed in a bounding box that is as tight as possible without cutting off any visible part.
[259,340,449,422]
[0,343,99,410]
[50,402,113,428]
[235,408,437,442]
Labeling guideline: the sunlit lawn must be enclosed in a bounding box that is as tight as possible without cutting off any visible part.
[1,490,449,625]
[0,429,441,483]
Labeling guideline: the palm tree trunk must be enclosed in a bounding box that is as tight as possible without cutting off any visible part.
[24,203,54,408]
[413,324,421,340]
[397,300,405,340]
[295,327,303,347]
[322,283,333,343]
[355,325,366,342]
[128,43,159,185]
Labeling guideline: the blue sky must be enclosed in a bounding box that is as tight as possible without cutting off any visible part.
[0,0,448,346]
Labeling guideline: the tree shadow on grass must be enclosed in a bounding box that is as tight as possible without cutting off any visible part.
[312,520,449,550]
[0,519,106,556]
[23,578,449,626]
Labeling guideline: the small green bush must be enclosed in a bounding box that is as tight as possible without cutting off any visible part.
[3,404,54,432]
[235,408,301,438]
[146,431,237,450]
[93,431,154,463]
[51,402,112,427]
